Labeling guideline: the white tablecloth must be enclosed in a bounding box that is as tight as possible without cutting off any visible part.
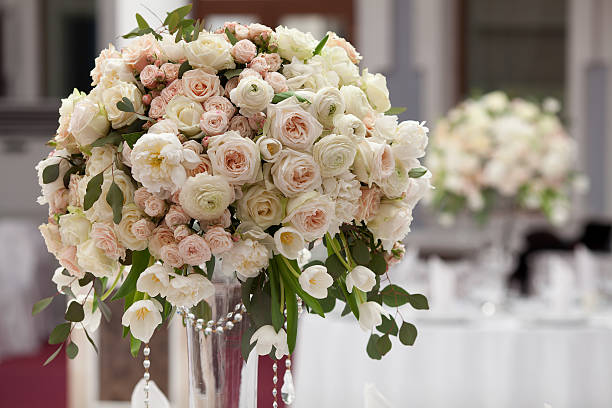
[294,313,612,408]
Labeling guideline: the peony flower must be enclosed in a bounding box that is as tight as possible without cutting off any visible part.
[256,137,283,162]
[181,68,223,102]
[392,120,429,162]
[312,134,357,177]
[367,201,413,250]
[116,204,149,251]
[231,39,257,63]
[121,299,163,343]
[346,265,376,293]
[360,69,391,113]
[228,115,254,138]
[207,131,261,185]
[274,227,305,260]
[352,140,395,186]
[160,243,184,268]
[250,325,289,359]
[229,76,274,117]
[76,238,119,278]
[165,274,215,308]
[59,213,91,246]
[68,98,110,146]
[179,173,235,221]
[266,97,323,151]
[148,225,176,259]
[184,32,236,72]
[358,301,389,332]
[131,218,155,240]
[102,82,144,128]
[178,234,211,265]
[131,132,200,195]
[199,110,229,135]
[270,149,322,197]
[165,95,206,136]
[221,238,270,280]
[312,86,346,128]
[340,85,374,120]
[275,26,317,60]
[264,72,288,93]
[298,265,333,299]
[90,222,125,260]
[204,95,236,119]
[204,226,233,256]
[283,191,335,241]
[137,263,171,297]
[143,195,168,218]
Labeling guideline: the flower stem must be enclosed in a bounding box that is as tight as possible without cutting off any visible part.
[325,233,351,270]
[280,255,301,278]
[339,231,356,269]
[100,265,123,301]
[279,277,285,314]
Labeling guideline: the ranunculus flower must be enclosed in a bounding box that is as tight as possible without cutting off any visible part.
[178,234,211,265]
[312,134,356,177]
[199,110,229,135]
[182,68,222,102]
[207,131,260,185]
[367,201,413,250]
[90,222,125,260]
[275,26,317,61]
[122,299,163,342]
[59,213,91,246]
[137,263,171,297]
[116,204,149,251]
[165,95,205,136]
[352,140,395,186]
[231,39,257,63]
[204,226,233,255]
[228,115,253,138]
[250,325,290,359]
[229,76,274,117]
[222,238,270,280]
[160,243,184,268]
[346,265,376,293]
[102,82,144,128]
[266,97,323,151]
[184,32,236,72]
[204,95,236,119]
[333,114,366,142]
[271,149,322,197]
[358,301,389,332]
[340,85,374,120]
[236,183,284,229]
[283,191,335,241]
[68,98,110,146]
[274,227,305,260]
[312,87,346,128]
[360,69,391,113]
[165,274,215,308]
[298,265,333,299]
[179,173,235,221]
[76,238,120,279]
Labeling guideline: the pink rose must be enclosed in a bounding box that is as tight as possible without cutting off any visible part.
[228,115,253,138]
[122,34,161,72]
[134,187,153,209]
[267,99,323,150]
[328,33,361,64]
[144,195,168,218]
[49,188,69,215]
[142,94,153,105]
[58,245,85,278]
[173,225,192,241]
[164,205,191,229]
[238,68,262,81]
[271,150,322,197]
[224,77,239,98]
[264,72,288,93]
[178,234,211,265]
[187,154,213,177]
[355,186,382,222]
[149,225,176,259]
[90,222,125,260]
[160,243,184,268]
[149,96,167,119]
[248,112,267,131]
[262,53,282,72]
[204,95,236,119]
[161,79,184,103]
[248,24,273,44]
[131,219,155,240]
[182,69,222,103]
[247,56,269,76]
[200,209,232,230]
[182,140,204,155]
[207,131,260,184]
[200,110,229,136]
[39,223,63,256]
[231,39,257,64]
[68,174,82,207]
[161,63,180,83]
[204,226,233,255]
[283,193,335,241]
[140,64,163,88]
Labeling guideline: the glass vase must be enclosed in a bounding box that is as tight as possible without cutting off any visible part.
[184,275,258,408]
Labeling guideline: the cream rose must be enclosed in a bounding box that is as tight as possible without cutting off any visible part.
[116,204,148,251]
[283,191,335,241]
[312,134,356,177]
[68,98,110,146]
[182,68,222,102]
[184,32,236,72]
[352,140,395,186]
[102,82,144,128]
[204,226,233,256]
[360,69,391,113]
[236,183,284,229]
[229,76,274,117]
[59,212,91,246]
[266,97,323,151]
[207,131,261,185]
[179,173,235,221]
[165,95,205,136]
[275,26,317,61]
[340,85,374,120]
[76,238,120,278]
[271,149,321,197]
[199,110,229,135]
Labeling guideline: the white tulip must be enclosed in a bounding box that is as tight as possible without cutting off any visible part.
[137,263,171,297]
[250,325,290,359]
[298,265,333,299]
[346,265,376,293]
[121,299,163,343]
[274,227,305,260]
[358,301,389,332]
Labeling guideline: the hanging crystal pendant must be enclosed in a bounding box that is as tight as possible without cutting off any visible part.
[281,358,295,405]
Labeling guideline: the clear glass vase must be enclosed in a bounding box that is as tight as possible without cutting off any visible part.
[185,275,258,408]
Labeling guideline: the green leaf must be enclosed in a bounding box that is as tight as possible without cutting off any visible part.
[376,334,392,356]
[165,4,192,23]
[241,278,255,309]
[385,107,407,115]
[319,295,336,313]
[368,253,387,275]
[63,166,79,189]
[42,163,60,184]
[116,97,135,113]
[408,167,427,178]
[65,301,85,322]
[376,314,398,336]
[408,293,429,310]
[272,91,311,104]
[241,325,256,361]
[106,181,124,224]
[83,171,104,211]
[97,296,112,322]
[112,249,150,300]
[32,296,54,316]
[43,344,63,366]
[93,278,103,296]
[90,132,123,148]
[135,13,149,30]
[205,257,215,280]
[66,341,79,359]
[366,334,382,360]
[49,322,71,345]
[122,132,144,149]
[312,33,329,56]
[351,239,371,265]
[269,263,283,332]
[61,286,76,299]
[223,68,243,80]
[83,328,99,353]
[399,321,417,345]
[381,284,410,307]
[224,27,238,45]
[283,274,299,353]
[178,61,192,78]
[325,254,346,279]
[130,335,142,357]
[78,272,95,287]
[337,281,359,319]
[275,255,324,317]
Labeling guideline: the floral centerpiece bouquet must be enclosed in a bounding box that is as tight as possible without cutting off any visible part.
[34,5,431,375]
[426,91,585,225]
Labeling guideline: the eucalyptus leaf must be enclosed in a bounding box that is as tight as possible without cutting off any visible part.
[49,322,71,345]
[325,254,346,279]
[121,132,143,149]
[368,253,387,275]
[32,296,54,316]
[313,33,329,56]
[106,181,124,224]
[42,163,60,184]
[408,167,427,178]
[366,334,382,360]
[223,68,243,80]
[135,13,150,30]
[351,239,371,265]
[83,171,104,211]
[43,344,64,366]
[90,132,123,148]
[62,166,79,189]
[385,107,407,115]
[376,334,392,356]
[381,284,410,307]
[97,297,112,322]
[116,97,135,113]
[83,327,99,353]
[408,293,429,310]
[399,321,417,345]
[65,301,85,322]
[66,341,79,359]
[376,314,398,336]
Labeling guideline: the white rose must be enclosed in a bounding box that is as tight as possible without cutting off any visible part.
[207,131,261,185]
[68,98,110,146]
[165,274,215,308]
[86,145,115,176]
[116,204,148,251]
[274,227,305,260]
[165,95,205,136]
[352,140,395,186]
[184,32,236,71]
[311,86,345,127]
[274,26,317,61]
[59,213,91,246]
[392,120,429,162]
[102,82,144,128]
[256,137,283,162]
[358,301,389,332]
[271,149,322,197]
[35,149,71,205]
[179,173,235,221]
[345,265,376,293]
[131,132,200,195]
[221,238,271,280]
[121,299,163,343]
[236,183,285,229]
[160,33,186,62]
[229,76,274,117]
[312,134,356,177]
[266,97,323,151]
[333,114,366,142]
[298,265,333,299]
[360,69,391,113]
[283,191,335,241]
[367,201,413,250]
[76,238,120,278]
[340,85,374,120]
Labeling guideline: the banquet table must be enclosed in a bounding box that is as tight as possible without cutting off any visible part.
[294,310,612,408]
